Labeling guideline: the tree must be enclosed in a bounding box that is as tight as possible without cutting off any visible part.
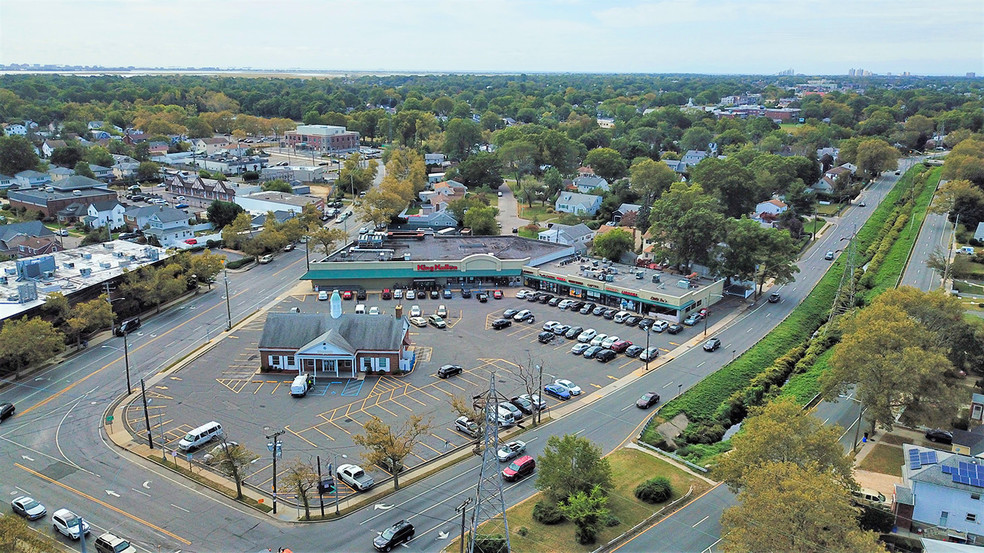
[715,398,854,492]
[718,218,766,285]
[73,160,95,178]
[65,294,113,350]
[449,395,485,445]
[260,179,293,193]
[136,161,160,182]
[450,151,503,189]
[147,263,189,313]
[338,152,379,195]
[463,205,499,235]
[517,175,546,207]
[499,140,537,185]
[558,485,610,545]
[189,250,226,287]
[0,515,63,552]
[755,228,800,298]
[648,182,725,271]
[284,459,320,520]
[721,462,884,553]
[308,227,349,257]
[383,147,427,195]
[584,147,627,182]
[0,135,40,175]
[854,139,899,180]
[42,292,70,326]
[221,212,254,251]
[629,158,676,202]
[933,179,984,228]
[820,295,961,432]
[207,200,246,229]
[593,228,634,262]
[49,144,85,168]
[0,316,64,378]
[535,434,613,504]
[691,157,760,219]
[210,438,258,500]
[352,414,432,490]
[443,118,482,161]
[680,126,713,152]
[542,166,564,198]
[361,183,409,228]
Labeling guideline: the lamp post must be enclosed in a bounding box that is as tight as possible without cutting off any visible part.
[123,331,132,395]
[333,452,347,515]
[223,270,232,331]
[644,326,652,371]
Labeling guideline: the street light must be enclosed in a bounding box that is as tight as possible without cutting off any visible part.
[644,326,653,372]
[333,452,347,515]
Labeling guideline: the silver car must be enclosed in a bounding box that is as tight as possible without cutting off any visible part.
[497,440,527,462]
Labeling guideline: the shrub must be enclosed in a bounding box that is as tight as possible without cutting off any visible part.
[473,533,507,553]
[532,500,565,525]
[603,513,621,527]
[635,477,673,504]
[517,526,529,537]
[574,524,598,545]
[225,256,255,269]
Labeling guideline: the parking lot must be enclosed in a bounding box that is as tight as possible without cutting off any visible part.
[122,286,736,504]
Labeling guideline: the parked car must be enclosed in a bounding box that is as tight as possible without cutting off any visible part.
[368,306,380,315]
[624,345,645,357]
[443,288,453,299]
[509,396,536,415]
[577,328,598,343]
[537,331,555,344]
[409,305,422,318]
[373,520,414,552]
[558,299,573,310]
[582,345,602,359]
[336,463,374,491]
[493,289,503,299]
[595,349,617,363]
[501,455,536,482]
[497,441,528,463]
[491,318,512,330]
[436,304,448,317]
[624,316,642,327]
[515,394,546,412]
[667,323,684,334]
[408,316,428,328]
[258,254,273,264]
[602,308,618,319]
[283,243,295,252]
[430,289,440,299]
[455,416,479,437]
[548,297,563,307]
[600,335,620,349]
[651,320,669,333]
[406,290,416,300]
[10,496,46,520]
[94,532,137,553]
[515,289,532,300]
[703,338,722,351]
[51,508,90,539]
[538,294,554,304]
[498,401,524,422]
[570,343,590,355]
[683,313,701,326]
[565,326,584,339]
[0,402,15,422]
[925,428,953,444]
[342,290,354,300]
[552,324,570,336]
[580,303,596,314]
[513,310,533,322]
[611,340,632,353]
[542,321,561,332]
[427,315,446,329]
[640,347,660,361]
[768,292,781,303]
[592,305,607,316]
[393,288,404,300]
[461,289,472,298]
[554,379,581,395]
[437,364,462,378]
[543,383,571,400]
[589,333,608,347]
[357,289,368,300]
[636,392,661,409]
[502,308,520,319]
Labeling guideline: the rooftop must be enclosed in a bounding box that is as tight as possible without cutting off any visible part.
[323,234,568,263]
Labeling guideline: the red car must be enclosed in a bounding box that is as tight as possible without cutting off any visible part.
[492,290,503,300]
[342,290,353,300]
[184,238,197,245]
[611,340,632,353]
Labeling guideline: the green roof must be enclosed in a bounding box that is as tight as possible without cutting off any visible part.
[301,268,520,281]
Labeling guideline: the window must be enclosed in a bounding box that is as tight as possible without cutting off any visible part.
[286,356,295,367]
[973,494,981,501]
[378,357,389,371]
[941,511,949,527]
[968,514,977,523]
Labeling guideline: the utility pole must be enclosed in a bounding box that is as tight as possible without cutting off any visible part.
[123,330,132,396]
[456,497,472,553]
[223,270,232,331]
[316,455,325,518]
[535,364,543,425]
[266,430,284,514]
[140,378,153,448]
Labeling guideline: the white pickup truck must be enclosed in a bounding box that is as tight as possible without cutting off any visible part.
[336,464,374,492]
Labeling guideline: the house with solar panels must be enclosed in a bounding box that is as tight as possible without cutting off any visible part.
[896,444,984,543]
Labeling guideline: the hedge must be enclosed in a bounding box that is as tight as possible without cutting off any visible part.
[225,256,255,269]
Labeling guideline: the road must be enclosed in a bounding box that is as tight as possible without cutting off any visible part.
[0,164,919,553]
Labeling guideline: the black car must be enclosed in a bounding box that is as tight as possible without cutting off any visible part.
[638,318,655,331]
[538,294,554,304]
[461,289,472,298]
[603,308,618,319]
[565,326,583,339]
[926,428,953,445]
[580,303,596,314]
[703,338,722,352]
[429,289,439,299]
[510,396,535,415]
[547,297,562,307]
[491,318,512,330]
[0,402,14,422]
[624,316,641,327]
[624,345,645,357]
[502,308,519,319]
[667,323,684,334]
[636,392,661,409]
[538,331,555,344]
[595,349,617,363]
[477,292,489,303]
[374,520,414,551]
[357,289,368,301]
[114,317,141,336]
[437,364,463,378]
[381,289,392,300]
[768,292,781,303]
[568,301,584,311]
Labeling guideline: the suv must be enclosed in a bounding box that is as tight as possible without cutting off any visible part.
[502,455,536,482]
[491,318,512,330]
[374,520,414,552]
[52,508,90,540]
[114,317,141,336]
[94,532,137,553]
[381,289,392,300]
[437,364,462,378]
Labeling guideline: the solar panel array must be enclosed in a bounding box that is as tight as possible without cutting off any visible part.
[909,449,939,470]
[950,461,984,488]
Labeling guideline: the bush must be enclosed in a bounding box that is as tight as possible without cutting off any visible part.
[241,171,259,181]
[225,256,255,269]
[635,476,673,504]
[574,523,598,545]
[532,500,565,525]
[473,533,508,553]
[603,512,621,527]
[517,526,529,537]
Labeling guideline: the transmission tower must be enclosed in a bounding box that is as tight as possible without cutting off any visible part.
[828,226,859,327]
[468,372,510,553]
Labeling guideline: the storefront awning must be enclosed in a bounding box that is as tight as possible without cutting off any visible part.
[301,268,518,281]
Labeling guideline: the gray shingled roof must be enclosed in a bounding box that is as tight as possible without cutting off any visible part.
[151,208,191,224]
[0,220,54,247]
[259,313,405,353]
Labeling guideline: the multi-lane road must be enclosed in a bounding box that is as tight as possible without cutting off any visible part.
[0,162,932,553]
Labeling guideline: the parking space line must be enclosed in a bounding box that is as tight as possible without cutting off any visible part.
[618,359,635,369]
[607,375,619,381]
[371,400,399,418]
[407,383,441,402]
[252,381,264,394]
[417,440,441,455]
[247,461,273,480]
[389,398,415,412]
[328,419,351,435]
[284,425,318,447]
[402,392,428,407]
[311,425,335,441]
[270,381,284,394]
[444,380,466,392]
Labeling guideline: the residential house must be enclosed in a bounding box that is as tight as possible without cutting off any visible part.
[555,192,603,216]
[0,174,13,190]
[424,153,446,165]
[577,166,595,177]
[48,166,74,181]
[164,172,236,209]
[148,141,170,156]
[824,164,856,181]
[951,427,984,458]
[251,210,298,229]
[573,175,609,194]
[84,201,126,229]
[88,164,113,182]
[0,221,56,256]
[258,312,413,377]
[90,130,112,140]
[192,154,267,176]
[113,161,141,182]
[812,176,836,194]
[754,199,788,226]
[402,210,459,230]
[612,203,641,226]
[4,124,28,136]
[12,236,62,258]
[663,159,688,174]
[144,208,195,247]
[124,205,187,232]
[681,150,709,167]
[431,180,467,202]
[122,130,147,144]
[41,139,67,158]
[87,121,105,130]
[895,444,984,543]
[14,170,52,189]
[538,223,594,252]
[234,191,324,216]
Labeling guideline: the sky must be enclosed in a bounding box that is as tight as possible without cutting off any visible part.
[1,0,982,76]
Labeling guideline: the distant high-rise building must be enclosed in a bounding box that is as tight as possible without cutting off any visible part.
[968,72,977,78]
[848,68,856,76]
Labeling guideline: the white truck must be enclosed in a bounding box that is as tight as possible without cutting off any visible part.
[336,464,374,491]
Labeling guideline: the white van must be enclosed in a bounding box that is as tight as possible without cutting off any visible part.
[354,304,366,314]
[178,421,223,451]
[290,374,314,397]
[613,311,632,323]
[496,406,516,428]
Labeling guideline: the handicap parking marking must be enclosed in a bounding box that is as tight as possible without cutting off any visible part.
[341,379,364,396]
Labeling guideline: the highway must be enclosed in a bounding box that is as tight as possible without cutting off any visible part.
[0,163,922,553]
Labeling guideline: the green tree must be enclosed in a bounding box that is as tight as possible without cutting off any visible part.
[542,166,564,198]
[85,145,114,168]
[206,200,246,229]
[716,398,854,492]
[463,205,499,235]
[583,147,627,182]
[0,135,41,175]
[0,316,64,378]
[49,144,86,168]
[73,160,95,178]
[188,250,226,287]
[352,414,432,490]
[517,175,546,207]
[498,140,537,186]
[820,294,961,432]
[721,462,884,553]
[42,291,71,327]
[557,485,610,545]
[361,183,409,228]
[854,139,899,180]
[680,126,713,152]
[755,228,800,298]
[338,152,379,195]
[535,434,613,504]
[442,118,482,161]
[65,294,113,350]
[283,459,320,520]
[593,228,634,262]
[221,212,254,251]
[933,179,984,228]
[209,438,258,500]
[260,179,292,193]
[718,218,766,284]
[136,161,160,182]
[450,151,503,189]
[629,158,676,202]
[382,147,427,195]
[308,227,349,257]
[691,157,760,219]
[648,182,725,271]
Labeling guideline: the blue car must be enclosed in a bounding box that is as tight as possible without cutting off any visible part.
[543,383,571,400]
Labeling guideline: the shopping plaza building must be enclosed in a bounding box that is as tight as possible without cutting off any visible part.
[301,232,725,322]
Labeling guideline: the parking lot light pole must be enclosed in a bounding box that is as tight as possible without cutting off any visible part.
[333,452,346,515]
[223,270,232,331]
[645,327,651,371]
[123,331,132,395]
[267,430,284,514]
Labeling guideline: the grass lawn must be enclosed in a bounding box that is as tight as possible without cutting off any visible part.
[804,217,827,236]
[816,203,843,216]
[954,280,984,295]
[458,448,711,553]
[518,226,542,239]
[858,444,904,477]
[518,205,560,223]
